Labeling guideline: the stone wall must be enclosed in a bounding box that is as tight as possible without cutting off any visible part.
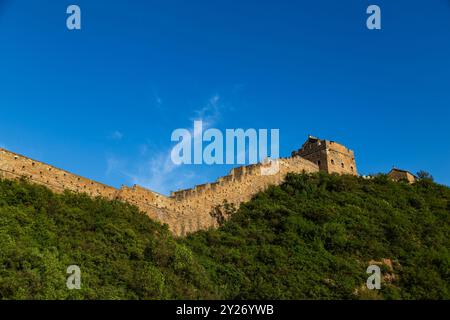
[167,156,319,235]
[294,136,357,175]
[387,169,416,184]
[0,136,354,236]
[0,149,118,198]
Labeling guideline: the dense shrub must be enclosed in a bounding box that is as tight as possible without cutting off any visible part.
[0,172,448,299]
[0,179,218,300]
[186,173,450,300]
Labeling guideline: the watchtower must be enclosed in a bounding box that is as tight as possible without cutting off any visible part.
[292,136,357,175]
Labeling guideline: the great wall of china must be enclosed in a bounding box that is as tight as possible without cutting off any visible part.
[0,136,357,236]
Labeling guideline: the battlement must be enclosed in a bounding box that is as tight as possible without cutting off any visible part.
[0,148,119,199]
[292,136,357,175]
[170,161,297,202]
[0,136,356,236]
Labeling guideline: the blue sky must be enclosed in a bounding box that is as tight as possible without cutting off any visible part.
[0,0,449,194]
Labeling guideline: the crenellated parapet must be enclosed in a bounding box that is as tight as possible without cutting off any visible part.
[0,136,355,236]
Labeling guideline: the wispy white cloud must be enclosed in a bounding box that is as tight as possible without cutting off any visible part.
[108,131,124,141]
[105,145,200,195]
[138,144,149,156]
[105,155,124,176]
[155,95,163,109]
[151,90,163,110]
[130,95,224,194]
[125,148,188,194]
[190,94,222,128]
[106,94,226,195]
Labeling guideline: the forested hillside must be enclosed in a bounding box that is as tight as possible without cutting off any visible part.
[0,173,448,299]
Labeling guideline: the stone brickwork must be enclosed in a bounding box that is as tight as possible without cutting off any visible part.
[0,136,356,236]
[0,148,119,198]
[292,136,357,175]
[388,168,416,184]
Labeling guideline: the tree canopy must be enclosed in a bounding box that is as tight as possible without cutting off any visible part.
[0,173,448,299]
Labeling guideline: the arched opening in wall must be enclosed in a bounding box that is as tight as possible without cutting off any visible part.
[317,160,321,166]
[341,163,345,168]
[32,162,35,166]
[331,159,335,165]
[351,166,354,172]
